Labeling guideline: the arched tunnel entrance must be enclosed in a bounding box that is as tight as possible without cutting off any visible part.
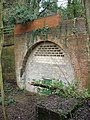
[20,41,75,92]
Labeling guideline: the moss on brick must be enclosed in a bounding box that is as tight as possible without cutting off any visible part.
[1,46,16,81]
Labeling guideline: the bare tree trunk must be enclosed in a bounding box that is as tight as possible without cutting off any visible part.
[84,0,90,39]
[83,0,90,89]
[0,0,8,120]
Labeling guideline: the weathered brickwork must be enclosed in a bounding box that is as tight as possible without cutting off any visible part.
[14,15,60,35]
[14,17,88,91]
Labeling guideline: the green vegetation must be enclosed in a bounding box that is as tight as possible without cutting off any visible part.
[3,0,84,26]
[33,79,90,98]
[0,96,16,106]
[60,0,84,19]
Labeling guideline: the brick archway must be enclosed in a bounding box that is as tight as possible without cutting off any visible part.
[20,40,64,77]
[20,40,75,92]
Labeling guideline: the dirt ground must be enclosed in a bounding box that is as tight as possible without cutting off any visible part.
[0,83,90,120]
[38,95,90,120]
[0,83,46,120]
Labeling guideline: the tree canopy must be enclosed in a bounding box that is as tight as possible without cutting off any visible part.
[3,0,84,25]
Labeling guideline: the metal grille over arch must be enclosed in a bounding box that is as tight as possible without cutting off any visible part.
[21,41,75,92]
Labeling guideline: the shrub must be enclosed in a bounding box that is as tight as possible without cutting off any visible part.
[33,79,90,98]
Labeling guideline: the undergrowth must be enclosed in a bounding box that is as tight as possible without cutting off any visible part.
[33,78,90,99]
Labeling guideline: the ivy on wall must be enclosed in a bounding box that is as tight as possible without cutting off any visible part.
[26,25,50,48]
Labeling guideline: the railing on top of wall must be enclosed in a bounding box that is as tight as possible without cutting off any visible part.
[0,26,14,35]
[0,26,14,47]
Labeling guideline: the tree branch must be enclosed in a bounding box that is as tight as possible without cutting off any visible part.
[38,2,56,17]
